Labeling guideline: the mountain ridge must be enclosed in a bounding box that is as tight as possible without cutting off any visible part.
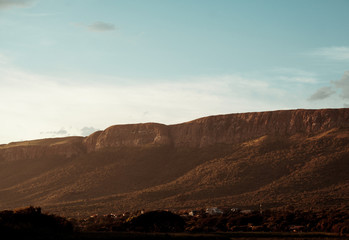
[0,108,348,217]
[85,108,349,150]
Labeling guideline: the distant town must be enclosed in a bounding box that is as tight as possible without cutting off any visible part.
[1,205,348,240]
[72,206,349,235]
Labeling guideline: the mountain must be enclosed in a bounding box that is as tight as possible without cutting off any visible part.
[0,109,348,217]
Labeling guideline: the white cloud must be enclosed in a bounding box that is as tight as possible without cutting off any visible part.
[0,55,342,144]
[312,46,349,61]
[0,66,292,143]
[0,0,35,9]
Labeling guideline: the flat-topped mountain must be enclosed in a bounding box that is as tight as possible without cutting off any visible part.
[86,108,349,149]
[0,109,348,217]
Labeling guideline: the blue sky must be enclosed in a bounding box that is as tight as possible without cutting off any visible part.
[0,0,348,143]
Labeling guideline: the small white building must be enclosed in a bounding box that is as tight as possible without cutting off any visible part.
[206,207,223,215]
[230,208,240,213]
[188,210,198,216]
[240,209,253,214]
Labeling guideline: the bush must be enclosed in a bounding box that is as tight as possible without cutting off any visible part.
[0,206,73,236]
[128,211,185,232]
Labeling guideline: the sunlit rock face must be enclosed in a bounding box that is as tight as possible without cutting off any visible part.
[0,137,84,162]
[0,108,348,216]
[84,123,171,152]
[169,109,349,148]
[84,108,349,150]
[1,108,348,162]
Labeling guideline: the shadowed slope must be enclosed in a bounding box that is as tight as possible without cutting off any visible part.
[0,109,348,216]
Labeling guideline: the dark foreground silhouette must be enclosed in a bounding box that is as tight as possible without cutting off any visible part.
[0,207,348,239]
[0,206,73,239]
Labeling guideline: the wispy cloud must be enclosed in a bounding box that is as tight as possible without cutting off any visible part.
[0,53,10,64]
[311,46,349,61]
[80,127,99,136]
[74,21,116,33]
[278,76,317,84]
[332,71,349,99]
[308,86,336,101]
[0,52,341,143]
[41,128,68,136]
[308,71,349,102]
[23,12,61,17]
[0,62,296,143]
[88,21,116,32]
[0,0,35,9]
[271,68,317,83]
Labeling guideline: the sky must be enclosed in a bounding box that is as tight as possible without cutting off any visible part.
[0,0,348,144]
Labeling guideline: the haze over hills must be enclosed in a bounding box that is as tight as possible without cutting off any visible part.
[0,108,348,217]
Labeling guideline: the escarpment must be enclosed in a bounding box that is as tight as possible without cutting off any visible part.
[84,123,172,152]
[0,137,85,162]
[169,108,349,147]
[1,109,348,161]
[0,108,348,215]
[2,109,348,160]
[83,108,349,150]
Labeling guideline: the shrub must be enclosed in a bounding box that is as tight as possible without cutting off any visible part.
[128,211,185,232]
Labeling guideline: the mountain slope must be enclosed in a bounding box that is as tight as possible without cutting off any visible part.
[0,109,348,216]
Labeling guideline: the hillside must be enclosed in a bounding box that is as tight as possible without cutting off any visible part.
[0,108,348,217]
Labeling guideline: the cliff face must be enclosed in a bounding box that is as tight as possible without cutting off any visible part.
[2,109,348,159]
[170,108,349,147]
[1,108,348,161]
[0,108,348,215]
[83,108,349,150]
[0,137,85,162]
[84,123,171,152]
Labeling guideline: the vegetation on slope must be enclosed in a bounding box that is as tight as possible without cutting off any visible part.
[0,109,348,216]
